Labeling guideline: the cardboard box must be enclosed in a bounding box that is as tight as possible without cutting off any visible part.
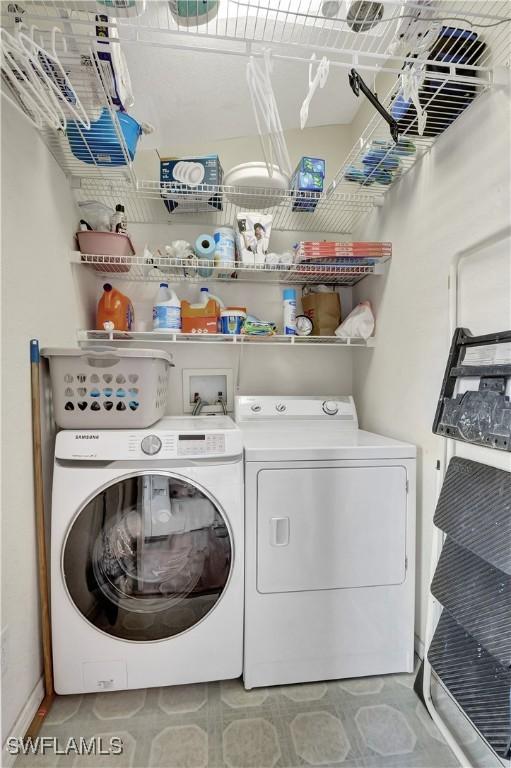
[160,155,223,213]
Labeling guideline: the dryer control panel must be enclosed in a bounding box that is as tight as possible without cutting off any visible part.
[235,395,358,425]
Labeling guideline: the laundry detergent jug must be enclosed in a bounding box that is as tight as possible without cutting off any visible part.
[96,283,134,331]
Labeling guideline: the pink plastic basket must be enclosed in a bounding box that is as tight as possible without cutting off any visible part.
[77,231,135,273]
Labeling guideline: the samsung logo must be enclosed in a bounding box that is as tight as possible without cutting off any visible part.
[75,435,99,440]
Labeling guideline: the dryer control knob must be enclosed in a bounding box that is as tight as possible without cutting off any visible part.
[141,435,162,455]
[322,400,339,416]
[275,403,287,412]
[250,404,262,412]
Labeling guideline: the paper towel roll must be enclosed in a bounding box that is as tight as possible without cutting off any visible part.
[195,234,215,277]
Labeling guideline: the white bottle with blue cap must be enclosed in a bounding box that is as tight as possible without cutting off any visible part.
[153,282,181,331]
[282,288,296,335]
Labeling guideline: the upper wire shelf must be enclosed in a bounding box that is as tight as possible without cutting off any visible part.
[73,178,381,233]
[12,1,511,73]
[332,72,491,194]
[78,252,390,286]
[41,48,137,182]
[3,2,509,231]
[0,9,138,182]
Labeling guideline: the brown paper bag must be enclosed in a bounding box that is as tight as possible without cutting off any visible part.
[302,291,341,336]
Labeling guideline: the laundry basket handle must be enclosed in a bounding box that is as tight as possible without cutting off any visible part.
[81,347,122,367]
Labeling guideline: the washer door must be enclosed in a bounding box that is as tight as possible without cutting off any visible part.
[63,473,232,641]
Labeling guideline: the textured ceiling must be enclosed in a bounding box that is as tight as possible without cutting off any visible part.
[124,45,361,149]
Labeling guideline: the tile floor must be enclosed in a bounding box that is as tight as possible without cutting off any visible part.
[15,667,471,768]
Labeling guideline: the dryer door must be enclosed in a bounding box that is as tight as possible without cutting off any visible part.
[257,465,407,593]
[63,473,232,641]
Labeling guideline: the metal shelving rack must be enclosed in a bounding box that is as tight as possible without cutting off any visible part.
[73,180,382,232]
[3,1,509,234]
[15,2,509,74]
[77,329,376,347]
[77,251,390,286]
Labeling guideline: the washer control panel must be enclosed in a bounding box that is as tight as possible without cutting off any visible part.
[177,433,225,456]
[56,419,241,461]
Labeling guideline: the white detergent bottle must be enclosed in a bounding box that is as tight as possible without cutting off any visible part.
[200,287,225,330]
[153,282,181,331]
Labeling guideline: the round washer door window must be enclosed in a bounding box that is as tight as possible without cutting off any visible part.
[63,474,232,641]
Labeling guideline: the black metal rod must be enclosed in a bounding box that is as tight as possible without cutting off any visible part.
[349,68,400,143]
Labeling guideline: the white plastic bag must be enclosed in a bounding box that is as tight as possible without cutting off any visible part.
[335,301,375,340]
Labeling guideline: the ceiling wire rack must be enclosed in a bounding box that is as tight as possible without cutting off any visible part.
[0,10,138,183]
[3,2,509,233]
[330,70,492,195]
[77,329,376,348]
[77,252,390,286]
[11,2,511,75]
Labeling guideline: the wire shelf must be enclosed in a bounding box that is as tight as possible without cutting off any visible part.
[0,9,138,182]
[74,177,381,232]
[13,2,511,73]
[332,75,492,194]
[4,2,508,230]
[78,252,390,285]
[77,329,376,347]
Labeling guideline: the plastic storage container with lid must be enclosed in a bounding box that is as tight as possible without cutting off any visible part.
[41,347,174,429]
[214,227,236,266]
[220,307,247,335]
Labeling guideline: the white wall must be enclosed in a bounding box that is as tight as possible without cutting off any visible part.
[0,104,90,744]
[134,123,353,189]
[352,83,511,649]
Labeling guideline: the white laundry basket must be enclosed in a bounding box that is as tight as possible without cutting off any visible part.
[42,347,173,429]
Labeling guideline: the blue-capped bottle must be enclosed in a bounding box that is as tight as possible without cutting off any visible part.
[282,288,296,335]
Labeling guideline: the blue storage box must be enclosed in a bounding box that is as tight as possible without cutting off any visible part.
[295,156,325,175]
[291,161,324,213]
[160,155,223,213]
[66,108,142,166]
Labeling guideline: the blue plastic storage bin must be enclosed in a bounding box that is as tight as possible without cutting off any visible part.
[66,108,142,166]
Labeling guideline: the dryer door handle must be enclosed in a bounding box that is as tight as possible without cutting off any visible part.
[270,517,290,547]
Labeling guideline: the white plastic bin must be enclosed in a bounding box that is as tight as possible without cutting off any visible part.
[42,347,173,429]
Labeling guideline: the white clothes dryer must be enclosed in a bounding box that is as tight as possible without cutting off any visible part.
[51,416,243,695]
[235,396,416,690]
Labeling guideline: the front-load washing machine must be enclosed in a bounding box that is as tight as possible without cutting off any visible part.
[235,396,416,690]
[51,416,243,694]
